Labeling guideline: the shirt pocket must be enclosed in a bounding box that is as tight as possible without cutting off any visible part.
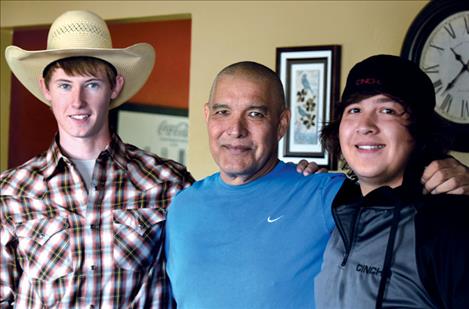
[112,208,165,270]
[15,216,72,281]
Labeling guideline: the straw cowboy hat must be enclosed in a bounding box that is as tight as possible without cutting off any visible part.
[5,10,155,109]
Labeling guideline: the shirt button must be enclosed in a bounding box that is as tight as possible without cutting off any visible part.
[90,265,95,271]
[90,224,99,230]
[89,305,95,309]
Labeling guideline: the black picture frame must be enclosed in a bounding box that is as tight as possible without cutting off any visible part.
[276,45,340,169]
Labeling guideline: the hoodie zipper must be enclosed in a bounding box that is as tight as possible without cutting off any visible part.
[333,205,363,267]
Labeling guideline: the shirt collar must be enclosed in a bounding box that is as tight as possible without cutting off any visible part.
[102,133,129,171]
[42,133,129,180]
[333,178,422,209]
[42,134,70,179]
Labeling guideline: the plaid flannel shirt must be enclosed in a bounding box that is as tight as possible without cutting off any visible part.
[0,134,194,308]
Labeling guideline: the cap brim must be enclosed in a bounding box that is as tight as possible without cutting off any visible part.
[5,43,155,109]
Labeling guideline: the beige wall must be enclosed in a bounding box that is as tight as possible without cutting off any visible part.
[1,28,12,171]
[2,0,467,178]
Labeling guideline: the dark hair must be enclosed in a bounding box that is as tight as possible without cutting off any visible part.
[321,92,448,182]
[43,56,118,89]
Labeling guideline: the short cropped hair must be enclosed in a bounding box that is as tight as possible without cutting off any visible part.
[210,61,286,112]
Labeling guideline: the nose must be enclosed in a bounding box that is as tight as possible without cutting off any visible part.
[227,115,248,137]
[70,86,86,109]
[356,112,378,135]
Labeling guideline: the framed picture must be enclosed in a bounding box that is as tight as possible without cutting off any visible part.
[276,45,341,169]
[111,104,189,165]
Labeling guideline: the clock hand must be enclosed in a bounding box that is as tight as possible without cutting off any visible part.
[444,64,466,92]
[463,59,469,73]
[449,47,466,67]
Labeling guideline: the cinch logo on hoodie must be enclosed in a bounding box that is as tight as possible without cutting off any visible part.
[356,263,382,276]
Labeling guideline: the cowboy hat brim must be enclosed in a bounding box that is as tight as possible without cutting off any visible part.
[5,42,155,109]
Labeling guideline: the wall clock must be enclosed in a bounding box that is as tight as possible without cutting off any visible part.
[401,0,469,152]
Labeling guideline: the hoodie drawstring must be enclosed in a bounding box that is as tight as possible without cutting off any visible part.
[375,202,402,309]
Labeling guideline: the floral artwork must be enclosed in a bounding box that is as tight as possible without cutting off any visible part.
[276,45,340,169]
[294,70,319,145]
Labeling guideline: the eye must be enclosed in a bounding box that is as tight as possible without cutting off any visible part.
[85,82,100,89]
[248,111,265,118]
[58,83,71,90]
[213,109,229,116]
[345,106,360,114]
[381,108,397,115]
[381,106,408,117]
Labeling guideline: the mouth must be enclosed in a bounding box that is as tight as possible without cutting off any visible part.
[355,144,385,150]
[69,114,91,120]
[222,144,252,153]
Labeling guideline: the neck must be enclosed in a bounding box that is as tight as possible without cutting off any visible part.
[58,131,112,160]
[221,158,279,186]
[359,177,404,196]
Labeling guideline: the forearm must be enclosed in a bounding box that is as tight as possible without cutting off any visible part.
[0,228,20,307]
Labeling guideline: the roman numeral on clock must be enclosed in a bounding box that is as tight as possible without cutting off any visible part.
[433,79,443,94]
[429,43,444,51]
[462,100,469,120]
[423,64,439,74]
[464,15,469,34]
[439,94,452,114]
[444,22,456,39]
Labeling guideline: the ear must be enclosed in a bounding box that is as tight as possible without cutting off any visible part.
[39,78,52,101]
[204,103,210,123]
[277,109,290,141]
[110,75,125,99]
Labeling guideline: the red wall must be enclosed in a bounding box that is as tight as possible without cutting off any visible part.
[8,18,191,168]
[109,19,191,108]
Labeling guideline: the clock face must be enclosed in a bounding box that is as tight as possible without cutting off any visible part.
[401,1,469,151]
[419,11,469,124]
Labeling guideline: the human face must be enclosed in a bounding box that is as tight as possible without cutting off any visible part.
[40,68,123,146]
[205,74,290,185]
[339,94,415,195]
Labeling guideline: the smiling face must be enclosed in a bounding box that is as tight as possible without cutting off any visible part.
[40,68,123,148]
[339,94,415,195]
[205,72,289,185]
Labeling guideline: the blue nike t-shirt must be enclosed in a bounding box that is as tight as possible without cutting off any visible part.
[166,161,345,308]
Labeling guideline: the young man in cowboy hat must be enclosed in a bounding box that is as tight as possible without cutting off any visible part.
[0,10,193,308]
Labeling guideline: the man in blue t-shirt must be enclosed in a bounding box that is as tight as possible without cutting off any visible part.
[165,61,469,308]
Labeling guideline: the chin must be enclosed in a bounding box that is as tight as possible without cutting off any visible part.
[353,168,385,180]
[222,166,248,175]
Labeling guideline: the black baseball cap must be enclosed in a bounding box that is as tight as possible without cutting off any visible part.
[341,54,435,121]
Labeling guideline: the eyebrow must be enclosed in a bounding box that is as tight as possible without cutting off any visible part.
[53,77,104,83]
[210,103,269,111]
[374,97,399,104]
[210,103,230,110]
[250,105,269,113]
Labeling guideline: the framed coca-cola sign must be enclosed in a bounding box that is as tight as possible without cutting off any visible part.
[111,104,188,165]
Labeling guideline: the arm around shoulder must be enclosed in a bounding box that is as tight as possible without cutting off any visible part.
[416,195,469,308]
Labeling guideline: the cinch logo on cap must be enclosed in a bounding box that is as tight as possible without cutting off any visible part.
[355,78,382,86]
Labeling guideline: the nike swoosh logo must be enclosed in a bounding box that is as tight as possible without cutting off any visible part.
[267,216,283,223]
